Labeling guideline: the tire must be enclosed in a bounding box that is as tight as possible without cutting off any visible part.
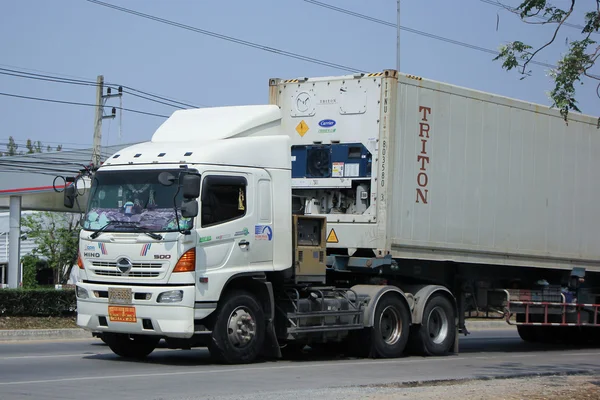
[351,293,410,358]
[208,290,265,364]
[103,333,160,359]
[516,325,537,342]
[409,294,456,356]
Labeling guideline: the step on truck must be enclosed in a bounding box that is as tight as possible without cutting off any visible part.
[66,69,600,363]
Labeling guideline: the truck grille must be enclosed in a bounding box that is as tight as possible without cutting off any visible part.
[90,261,165,279]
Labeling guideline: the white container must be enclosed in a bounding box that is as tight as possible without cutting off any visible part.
[270,70,600,271]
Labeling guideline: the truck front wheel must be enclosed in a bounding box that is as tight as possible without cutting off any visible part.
[103,333,160,359]
[208,290,265,364]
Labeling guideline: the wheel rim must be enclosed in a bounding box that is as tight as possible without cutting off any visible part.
[227,306,256,348]
[427,306,449,345]
[379,305,402,345]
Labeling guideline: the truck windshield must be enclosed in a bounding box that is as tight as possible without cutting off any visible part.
[82,169,193,233]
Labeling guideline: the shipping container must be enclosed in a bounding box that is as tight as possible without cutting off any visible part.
[269,70,600,272]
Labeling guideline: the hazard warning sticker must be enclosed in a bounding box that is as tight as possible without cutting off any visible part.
[326,228,339,243]
[295,120,309,137]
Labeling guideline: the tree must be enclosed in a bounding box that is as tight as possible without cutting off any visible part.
[21,254,42,289]
[21,212,81,285]
[6,136,18,156]
[494,0,600,121]
[2,136,63,156]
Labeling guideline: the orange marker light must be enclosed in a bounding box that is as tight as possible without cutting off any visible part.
[173,248,196,272]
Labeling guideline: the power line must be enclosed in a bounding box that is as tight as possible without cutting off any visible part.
[0,137,90,147]
[0,63,203,108]
[303,0,572,72]
[84,0,365,74]
[0,91,170,118]
[0,67,199,110]
[478,0,594,32]
[116,86,202,109]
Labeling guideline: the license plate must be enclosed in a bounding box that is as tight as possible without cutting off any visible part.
[108,287,132,305]
[108,305,137,323]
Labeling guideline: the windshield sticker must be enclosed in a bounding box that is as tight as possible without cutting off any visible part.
[199,236,212,243]
[255,225,273,241]
[234,228,249,237]
[141,243,151,256]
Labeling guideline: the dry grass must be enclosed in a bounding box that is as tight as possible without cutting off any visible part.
[0,316,77,330]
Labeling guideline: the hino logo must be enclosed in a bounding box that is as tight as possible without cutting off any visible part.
[116,258,133,274]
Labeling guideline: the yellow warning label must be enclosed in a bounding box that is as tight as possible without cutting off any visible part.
[326,228,339,243]
[296,120,309,137]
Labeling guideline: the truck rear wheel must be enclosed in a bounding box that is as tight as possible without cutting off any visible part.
[409,294,456,356]
[350,293,410,358]
[516,325,538,342]
[208,290,265,364]
[103,333,160,359]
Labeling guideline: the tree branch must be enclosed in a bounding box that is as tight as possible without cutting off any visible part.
[520,0,576,74]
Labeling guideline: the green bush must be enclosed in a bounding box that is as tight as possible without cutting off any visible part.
[0,289,76,317]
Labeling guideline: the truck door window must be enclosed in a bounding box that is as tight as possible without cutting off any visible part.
[201,175,247,227]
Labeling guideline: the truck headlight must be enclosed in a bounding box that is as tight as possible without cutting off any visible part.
[157,290,183,303]
[76,286,89,299]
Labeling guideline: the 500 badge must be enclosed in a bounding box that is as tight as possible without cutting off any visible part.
[154,254,171,260]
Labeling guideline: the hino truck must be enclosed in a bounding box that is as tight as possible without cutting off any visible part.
[66,69,600,364]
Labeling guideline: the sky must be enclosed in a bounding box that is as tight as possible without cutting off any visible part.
[0,0,598,154]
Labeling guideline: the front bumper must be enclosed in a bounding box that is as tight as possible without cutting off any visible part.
[76,282,196,339]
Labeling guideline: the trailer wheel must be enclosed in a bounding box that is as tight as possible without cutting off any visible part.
[103,333,160,359]
[409,294,456,356]
[367,294,410,358]
[516,325,538,342]
[208,290,265,364]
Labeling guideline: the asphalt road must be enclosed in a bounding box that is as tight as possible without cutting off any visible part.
[1,329,600,400]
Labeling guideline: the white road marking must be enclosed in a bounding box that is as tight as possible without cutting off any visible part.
[0,353,108,361]
[1,348,599,386]
[0,356,468,386]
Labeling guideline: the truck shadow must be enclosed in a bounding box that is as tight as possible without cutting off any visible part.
[82,336,600,366]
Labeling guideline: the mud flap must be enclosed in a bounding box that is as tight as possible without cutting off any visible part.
[257,280,282,359]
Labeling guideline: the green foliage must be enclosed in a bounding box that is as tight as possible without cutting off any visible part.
[1,136,63,157]
[494,0,600,122]
[21,255,42,289]
[22,212,81,285]
[0,289,76,317]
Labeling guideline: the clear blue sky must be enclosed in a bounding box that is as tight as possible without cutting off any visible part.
[0,0,597,152]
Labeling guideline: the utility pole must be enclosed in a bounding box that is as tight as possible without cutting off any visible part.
[91,75,121,167]
[396,0,401,72]
[92,75,104,167]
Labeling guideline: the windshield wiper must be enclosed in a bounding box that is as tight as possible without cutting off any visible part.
[89,221,162,240]
[90,221,136,239]
[136,226,163,240]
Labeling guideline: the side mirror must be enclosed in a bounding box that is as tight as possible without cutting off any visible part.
[182,174,201,199]
[64,184,76,209]
[181,199,199,218]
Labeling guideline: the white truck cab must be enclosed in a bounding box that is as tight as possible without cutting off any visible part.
[74,105,298,361]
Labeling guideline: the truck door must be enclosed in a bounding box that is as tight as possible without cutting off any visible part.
[249,175,273,268]
[196,173,254,274]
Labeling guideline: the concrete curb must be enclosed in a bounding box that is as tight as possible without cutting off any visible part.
[0,328,94,342]
[0,320,515,342]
